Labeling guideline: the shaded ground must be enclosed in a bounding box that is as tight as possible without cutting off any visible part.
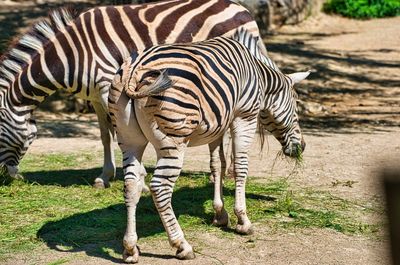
[2,11,400,265]
[267,14,400,132]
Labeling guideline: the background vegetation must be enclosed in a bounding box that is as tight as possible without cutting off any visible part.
[323,0,400,18]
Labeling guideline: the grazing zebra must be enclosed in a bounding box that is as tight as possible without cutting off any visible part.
[0,0,278,188]
[109,29,309,262]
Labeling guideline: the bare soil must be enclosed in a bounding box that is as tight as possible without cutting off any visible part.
[8,12,400,265]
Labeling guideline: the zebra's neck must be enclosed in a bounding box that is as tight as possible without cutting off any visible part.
[0,8,82,114]
[0,52,64,115]
[231,34,288,96]
[258,62,291,102]
[231,28,279,71]
[0,7,126,115]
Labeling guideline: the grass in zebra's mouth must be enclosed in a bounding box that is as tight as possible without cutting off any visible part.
[271,150,304,177]
[0,152,383,262]
[294,144,304,164]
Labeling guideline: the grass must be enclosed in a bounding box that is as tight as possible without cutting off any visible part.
[0,151,384,262]
[295,143,304,164]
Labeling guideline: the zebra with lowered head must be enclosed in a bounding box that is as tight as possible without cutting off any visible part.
[0,0,279,188]
[109,28,309,262]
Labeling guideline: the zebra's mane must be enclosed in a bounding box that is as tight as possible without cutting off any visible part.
[0,7,78,90]
[230,27,280,72]
[231,28,262,60]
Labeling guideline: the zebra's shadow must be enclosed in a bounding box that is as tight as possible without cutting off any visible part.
[21,166,209,187]
[26,166,273,262]
[36,195,207,263]
[31,167,220,263]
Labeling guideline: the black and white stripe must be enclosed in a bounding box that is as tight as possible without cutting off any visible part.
[0,0,277,187]
[109,28,309,262]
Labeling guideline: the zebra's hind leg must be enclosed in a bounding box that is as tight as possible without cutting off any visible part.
[209,138,229,227]
[122,146,147,264]
[123,178,142,263]
[209,131,230,183]
[92,102,116,189]
[230,117,258,235]
[139,163,149,193]
[150,145,195,260]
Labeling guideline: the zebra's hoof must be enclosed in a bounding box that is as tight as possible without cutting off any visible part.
[93,178,110,189]
[176,242,195,260]
[235,223,253,235]
[212,209,229,227]
[123,245,140,263]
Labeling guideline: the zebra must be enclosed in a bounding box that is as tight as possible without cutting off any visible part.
[109,29,309,262]
[0,0,279,188]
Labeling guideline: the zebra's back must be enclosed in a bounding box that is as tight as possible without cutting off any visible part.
[75,0,260,92]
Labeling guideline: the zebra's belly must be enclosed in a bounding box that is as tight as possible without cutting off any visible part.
[186,122,230,147]
[137,113,227,149]
[186,132,223,147]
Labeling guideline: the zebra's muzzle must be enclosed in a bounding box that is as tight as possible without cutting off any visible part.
[3,164,19,178]
[0,164,24,183]
[283,140,305,158]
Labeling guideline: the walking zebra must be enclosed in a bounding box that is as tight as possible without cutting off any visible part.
[109,29,309,262]
[0,0,278,188]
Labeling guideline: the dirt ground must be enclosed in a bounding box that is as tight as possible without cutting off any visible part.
[9,12,400,265]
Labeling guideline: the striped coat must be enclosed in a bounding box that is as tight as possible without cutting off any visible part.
[0,0,278,187]
[109,29,308,262]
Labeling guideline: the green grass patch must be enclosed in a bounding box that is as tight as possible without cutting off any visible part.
[0,152,383,262]
[46,258,69,265]
[323,0,400,19]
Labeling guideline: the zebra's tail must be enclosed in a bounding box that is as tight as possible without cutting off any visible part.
[125,69,173,99]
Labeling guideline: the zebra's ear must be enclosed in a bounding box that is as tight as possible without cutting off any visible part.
[288,71,311,84]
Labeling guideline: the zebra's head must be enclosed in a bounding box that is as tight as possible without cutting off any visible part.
[0,104,37,177]
[260,71,310,158]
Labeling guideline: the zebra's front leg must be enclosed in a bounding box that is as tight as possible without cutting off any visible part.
[92,102,116,188]
[231,117,258,235]
[209,138,229,227]
[150,145,195,260]
[121,147,146,263]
